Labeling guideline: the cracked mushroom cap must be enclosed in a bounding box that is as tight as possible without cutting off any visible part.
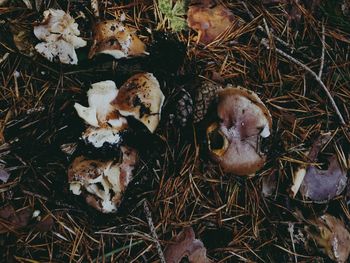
[207,86,272,176]
[68,146,138,213]
[88,19,147,59]
[33,9,87,64]
[74,80,128,148]
[112,73,165,133]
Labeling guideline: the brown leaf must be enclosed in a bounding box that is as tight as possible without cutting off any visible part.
[0,205,32,233]
[164,227,209,263]
[35,214,54,232]
[187,4,236,44]
[306,214,350,263]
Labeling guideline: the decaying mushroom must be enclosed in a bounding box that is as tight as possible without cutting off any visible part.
[88,19,147,59]
[74,80,128,148]
[187,2,236,44]
[206,86,272,176]
[291,133,348,203]
[112,73,165,133]
[34,9,87,64]
[74,73,163,149]
[306,214,350,263]
[164,227,209,263]
[68,146,138,213]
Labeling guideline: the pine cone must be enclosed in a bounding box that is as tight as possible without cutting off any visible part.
[169,88,194,127]
[193,80,222,123]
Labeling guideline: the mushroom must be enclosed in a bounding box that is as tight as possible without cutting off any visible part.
[291,133,348,203]
[68,146,138,213]
[187,3,236,44]
[206,86,272,176]
[88,19,147,59]
[74,73,164,149]
[74,80,128,148]
[306,214,350,263]
[34,9,87,64]
[112,73,165,133]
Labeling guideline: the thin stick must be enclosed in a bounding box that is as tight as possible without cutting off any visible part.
[239,0,294,50]
[143,201,166,263]
[261,38,346,125]
[318,22,325,78]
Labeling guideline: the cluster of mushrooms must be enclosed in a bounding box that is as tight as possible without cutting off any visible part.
[32,6,350,263]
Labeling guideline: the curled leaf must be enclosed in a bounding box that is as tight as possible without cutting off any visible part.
[306,214,350,263]
[164,227,209,263]
[187,4,235,44]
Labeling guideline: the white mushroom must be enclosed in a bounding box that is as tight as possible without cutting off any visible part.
[74,80,128,148]
[34,9,87,64]
[74,73,164,149]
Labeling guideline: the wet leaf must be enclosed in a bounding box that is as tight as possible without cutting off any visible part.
[164,227,209,263]
[0,205,32,233]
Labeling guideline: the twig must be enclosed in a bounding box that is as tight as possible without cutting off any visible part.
[143,201,166,263]
[318,22,325,78]
[261,38,346,125]
[239,0,294,51]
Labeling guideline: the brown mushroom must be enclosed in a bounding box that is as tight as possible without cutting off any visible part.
[68,146,138,213]
[112,73,165,133]
[206,86,272,176]
[88,19,147,59]
[306,214,350,263]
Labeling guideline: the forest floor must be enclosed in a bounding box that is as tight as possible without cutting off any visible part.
[1,0,350,262]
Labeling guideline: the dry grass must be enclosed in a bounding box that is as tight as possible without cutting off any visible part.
[1,0,350,262]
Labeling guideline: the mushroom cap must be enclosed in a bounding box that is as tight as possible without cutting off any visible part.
[74,80,128,148]
[33,9,86,64]
[68,146,138,213]
[112,73,165,133]
[207,86,272,176]
[88,19,146,59]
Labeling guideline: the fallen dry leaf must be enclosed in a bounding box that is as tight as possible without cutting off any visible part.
[35,214,54,232]
[164,227,209,263]
[0,205,32,233]
[187,4,236,44]
[306,214,350,263]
